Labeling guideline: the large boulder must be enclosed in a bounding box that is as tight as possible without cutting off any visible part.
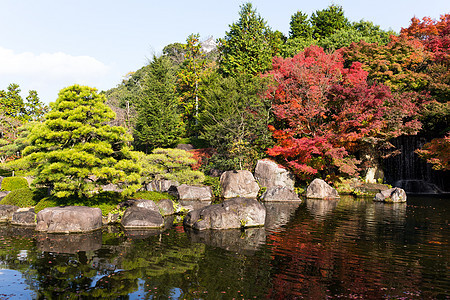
[254,159,295,189]
[260,186,301,201]
[306,179,340,199]
[121,206,164,229]
[36,206,103,233]
[0,205,19,223]
[374,187,407,203]
[11,208,36,226]
[220,170,260,199]
[184,198,266,230]
[157,199,175,216]
[135,199,159,211]
[175,184,213,201]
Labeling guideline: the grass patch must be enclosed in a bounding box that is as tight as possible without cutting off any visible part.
[130,191,176,202]
[34,191,126,216]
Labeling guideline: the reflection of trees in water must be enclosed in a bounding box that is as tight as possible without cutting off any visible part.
[265,198,445,298]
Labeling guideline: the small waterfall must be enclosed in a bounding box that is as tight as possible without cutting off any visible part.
[383,135,449,194]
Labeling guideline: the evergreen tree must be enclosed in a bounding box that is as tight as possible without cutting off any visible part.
[310,5,349,39]
[133,56,184,152]
[23,85,140,198]
[199,73,273,171]
[289,11,312,39]
[218,2,275,76]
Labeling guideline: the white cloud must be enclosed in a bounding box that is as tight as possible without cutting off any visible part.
[0,46,116,103]
[0,47,109,78]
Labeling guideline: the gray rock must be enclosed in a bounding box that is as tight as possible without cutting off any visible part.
[176,143,194,151]
[100,183,123,192]
[11,208,36,226]
[306,178,340,199]
[135,199,158,211]
[157,199,175,216]
[36,206,103,233]
[0,205,19,223]
[175,184,213,201]
[184,198,266,230]
[0,191,10,200]
[254,159,295,189]
[179,200,211,211]
[0,176,3,189]
[261,186,301,201]
[374,187,407,203]
[121,206,164,229]
[146,179,179,192]
[220,170,260,199]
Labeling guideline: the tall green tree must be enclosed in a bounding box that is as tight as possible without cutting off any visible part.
[199,73,273,171]
[218,2,275,76]
[177,34,208,135]
[23,85,140,198]
[133,56,184,152]
[289,11,313,39]
[310,5,349,39]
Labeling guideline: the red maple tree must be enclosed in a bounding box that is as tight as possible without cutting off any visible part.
[265,45,421,180]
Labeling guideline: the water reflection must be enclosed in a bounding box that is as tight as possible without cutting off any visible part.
[36,231,102,254]
[185,227,266,254]
[306,198,339,219]
[264,201,301,230]
[0,196,448,299]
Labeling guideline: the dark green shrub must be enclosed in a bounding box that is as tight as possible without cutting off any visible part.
[0,187,37,207]
[203,176,222,198]
[0,176,29,191]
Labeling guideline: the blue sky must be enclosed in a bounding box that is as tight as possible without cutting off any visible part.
[0,0,448,104]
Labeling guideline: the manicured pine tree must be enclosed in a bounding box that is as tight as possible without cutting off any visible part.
[23,84,140,198]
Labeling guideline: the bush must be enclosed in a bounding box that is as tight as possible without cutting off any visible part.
[136,148,206,185]
[34,198,59,213]
[0,187,37,207]
[203,176,222,198]
[0,176,29,191]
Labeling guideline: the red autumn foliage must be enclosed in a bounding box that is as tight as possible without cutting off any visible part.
[416,133,450,171]
[189,148,215,170]
[265,45,421,179]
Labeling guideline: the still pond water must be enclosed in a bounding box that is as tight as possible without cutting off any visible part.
[0,196,448,299]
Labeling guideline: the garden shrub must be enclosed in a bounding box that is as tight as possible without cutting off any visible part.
[0,187,37,207]
[0,176,28,191]
[34,198,59,213]
[203,176,221,198]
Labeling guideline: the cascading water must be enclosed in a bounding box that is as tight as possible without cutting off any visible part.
[383,135,449,194]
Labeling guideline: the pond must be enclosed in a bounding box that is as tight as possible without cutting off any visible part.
[0,196,448,299]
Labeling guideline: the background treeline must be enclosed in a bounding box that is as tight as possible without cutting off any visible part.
[1,3,448,197]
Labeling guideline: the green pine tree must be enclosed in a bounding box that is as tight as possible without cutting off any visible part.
[133,56,184,152]
[218,2,275,76]
[23,85,140,198]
